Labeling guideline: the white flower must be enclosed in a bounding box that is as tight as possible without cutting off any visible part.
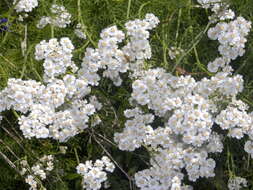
[35,37,76,80]
[207,16,251,72]
[244,140,253,158]
[14,0,38,12]
[25,175,37,189]
[37,4,71,29]
[228,177,247,190]
[77,157,115,190]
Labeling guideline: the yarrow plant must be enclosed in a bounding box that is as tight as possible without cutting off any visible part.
[197,0,252,74]
[14,0,38,13]
[1,0,253,189]
[227,176,247,190]
[207,17,251,73]
[74,23,87,40]
[168,46,185,60]
[37,4,71,29]
[197,0,235,21]
[0,36,99,142]
[76,156,115,190]
[34,37,76,80]
[19,155,54,190]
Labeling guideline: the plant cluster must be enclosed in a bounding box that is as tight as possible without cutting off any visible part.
[76,156,115,190]
[19,155,54,190]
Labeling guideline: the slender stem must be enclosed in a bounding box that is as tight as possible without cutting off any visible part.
[77,0,81,23]
[77,0,96,47]
[0,53,16,68]
[92,134,133,190]
[94,132,118,147]
[0,151,21,175]
[246,154,250,170]
[51,25,54,38]
[0,139,19,159]
[193,43,212,76]
[2,117,24,141]
[74,148,80,164]
[126,0,132,19]
[172,22,211,72]
[175,8,182,46]
[138,1,150,18]
[30,57,44,82]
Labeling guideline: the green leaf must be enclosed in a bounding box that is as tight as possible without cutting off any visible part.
[64,173,81,180]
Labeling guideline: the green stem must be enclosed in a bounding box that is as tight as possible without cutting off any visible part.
[175,8,182,46]
[126,0,132,19]
[193,45,212,76]
[77,0,81,23]
[51,25,54,38]
[77,0,96,47]
[172,22,211,72]
[74,148,80,164]
[138,1,150,18]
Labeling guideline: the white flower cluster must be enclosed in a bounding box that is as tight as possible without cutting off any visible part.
[78,13,159,86]
[171,176,193,190]
[14,0,38,13]
[168,46,184,60]
[0,78,44,113]
[184,150,216,181]
[37,4,71,29]
[75,23,87,39]
[114,107,154,151]
[20,155,54,190]
[114,65,252,189]
[134,146,215,189]
[207,17,251,73]
[0,36,99,142]
[206,132,224,153]
[78,26,126,86]
[198,0,252,73]
[25,175,38,190]
[228,177,247,190]
[76,156,115,190]
[0,8,252,189]
[0,14,159,142]
[197,0,235,22]
[18,99,95,142]
[244,140,253,158]
[215,99,252,139]
[35,37,76,81]
[123,14,159,61]
[29,12,252,189]
[197,0,222,9]
[130,68,244,117]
